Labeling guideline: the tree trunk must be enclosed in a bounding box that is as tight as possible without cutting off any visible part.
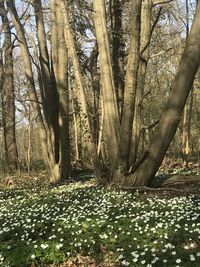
[0,0,18,172]
[114,0,142,178]
[56,0,71,180]
[90,44,100,145]
[181,0,193,167]
[129,0,152,165]
[6,0,60,180]
[93,0,120,175]
[33,0,59,164]
[125,1,200,186]
[110,0,125,118]
[181,88,193,167]
[60,0,102,180]
[50,0,60,163]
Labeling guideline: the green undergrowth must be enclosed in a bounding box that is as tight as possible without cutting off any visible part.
[0,181,200,266]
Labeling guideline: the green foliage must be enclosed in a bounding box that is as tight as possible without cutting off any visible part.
[0,182,200,266]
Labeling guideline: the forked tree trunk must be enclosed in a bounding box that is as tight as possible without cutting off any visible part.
[0,1,18,172]
[125,1,200,186]
[34,0,71,182]
[6,0,60,180]
[113,0,142,180]
[33,0,59,164]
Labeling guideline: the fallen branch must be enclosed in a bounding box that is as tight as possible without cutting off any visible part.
[120,186,184,192]
[119,186,200,195]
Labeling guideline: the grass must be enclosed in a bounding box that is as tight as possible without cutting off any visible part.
[0,180,200,266]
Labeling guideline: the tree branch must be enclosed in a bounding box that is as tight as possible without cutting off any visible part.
[119,185,197,194]
[141,120,159,130]
[153,0,174,6]
[150,47,173,58]
[140,7,163,56]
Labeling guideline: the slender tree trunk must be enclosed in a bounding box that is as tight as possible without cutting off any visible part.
[0,1,18,172]
[60,0,102,179]
[90,44,100,145]
[0,49,3,167]
[56,0,71,180]
[27,105,33,173]
[97,98,104,157]
[181,0,192,167]
[114,0,142,178]
[181,88,193,167]
[129,0,152,165]
[125,1,200,186]
[49,0,60,159]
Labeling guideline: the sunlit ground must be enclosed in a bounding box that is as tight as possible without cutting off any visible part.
[0,181,200,266]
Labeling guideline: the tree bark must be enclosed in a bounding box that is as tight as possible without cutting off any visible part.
[0,0,18,172]
[115,0,142,176]
[181,0,193,167]
[90,44,100,145]
[129,0,152,165]
[56,0,71,180]
[93,0,120,175]
[110,0,125,118]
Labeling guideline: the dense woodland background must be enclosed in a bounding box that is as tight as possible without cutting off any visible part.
[0,0,200,187]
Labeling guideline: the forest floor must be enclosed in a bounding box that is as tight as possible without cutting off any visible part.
[0,161,200,267]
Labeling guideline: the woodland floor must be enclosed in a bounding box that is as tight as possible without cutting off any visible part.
[0,160,200,267]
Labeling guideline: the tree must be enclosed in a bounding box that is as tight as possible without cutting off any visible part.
[0,0,18,172]
[6,0,71,182]
[33,0,71,181]
[93,0,200,186]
